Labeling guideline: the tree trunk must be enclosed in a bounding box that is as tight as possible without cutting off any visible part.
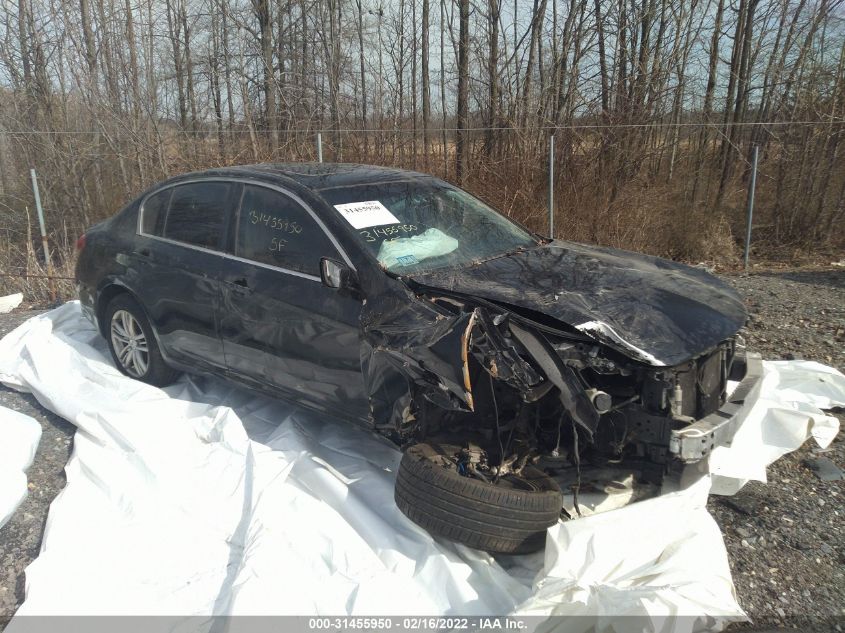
[421,0,431,159]
[356,0,368,151]
[180,3,198,131]
[594,0,608,117]
[456,0,469,184]
[440,0,448,177]
[165,0,187,130]
[252,0,278,148]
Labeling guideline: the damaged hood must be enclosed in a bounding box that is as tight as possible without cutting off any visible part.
[407,240,746,367]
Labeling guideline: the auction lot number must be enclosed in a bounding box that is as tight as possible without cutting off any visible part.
[308,617,525,631]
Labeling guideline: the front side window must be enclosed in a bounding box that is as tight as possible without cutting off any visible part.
[234,185,338,275]
[162,182,231,249]
[318,178,538,273]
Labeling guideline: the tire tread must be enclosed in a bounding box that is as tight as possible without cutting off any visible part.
[395,443,563,554]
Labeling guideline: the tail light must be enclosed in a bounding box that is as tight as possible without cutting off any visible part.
[75,234,86,251]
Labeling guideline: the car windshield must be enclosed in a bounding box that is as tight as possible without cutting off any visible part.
[318,179,538,273]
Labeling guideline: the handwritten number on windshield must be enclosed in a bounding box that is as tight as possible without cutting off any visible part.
[359,224,418,243]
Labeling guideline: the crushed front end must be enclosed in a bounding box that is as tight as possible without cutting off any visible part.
[365,288,762,486]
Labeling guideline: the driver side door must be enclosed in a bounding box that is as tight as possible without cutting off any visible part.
[218,183,369,421]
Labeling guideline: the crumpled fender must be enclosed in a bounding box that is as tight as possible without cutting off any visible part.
[359,280,598,438]
[469,308,544,396]
[360,284,473,430]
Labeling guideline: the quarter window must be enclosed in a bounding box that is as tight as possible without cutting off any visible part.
[140,189,171,236]
[235,185,337,275]
[163,182,231,249]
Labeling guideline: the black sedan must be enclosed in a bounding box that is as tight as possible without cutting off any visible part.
[76,164,760,553]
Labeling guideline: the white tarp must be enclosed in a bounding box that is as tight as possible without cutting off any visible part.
[0,292,23,314]
[706,361,842,495]
[0,407,42,529]
[0,302,842,631]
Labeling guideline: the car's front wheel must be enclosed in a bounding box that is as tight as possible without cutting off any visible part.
[395,442,563,554]
[105,294,179,386]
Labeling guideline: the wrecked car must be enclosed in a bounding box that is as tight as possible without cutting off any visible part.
[75,164,761,554]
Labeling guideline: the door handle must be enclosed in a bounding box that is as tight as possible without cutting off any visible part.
[231,277,250,294]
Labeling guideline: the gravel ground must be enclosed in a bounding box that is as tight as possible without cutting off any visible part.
[715,270,845,632]
[0,269,843,629]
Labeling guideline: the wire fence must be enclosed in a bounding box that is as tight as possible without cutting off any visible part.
[0,120,843,135]
[0,272,76,280]
[1,116,841,306]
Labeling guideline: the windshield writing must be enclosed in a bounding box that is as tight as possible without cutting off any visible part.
[320,179,537,273]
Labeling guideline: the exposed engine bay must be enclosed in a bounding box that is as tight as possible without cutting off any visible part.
[370,290,753,492]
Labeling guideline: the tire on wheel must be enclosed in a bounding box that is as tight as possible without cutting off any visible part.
[104,293,179,387]
[395,442,563,554]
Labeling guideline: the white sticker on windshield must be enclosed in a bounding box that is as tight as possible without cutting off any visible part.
[333,200,400,229]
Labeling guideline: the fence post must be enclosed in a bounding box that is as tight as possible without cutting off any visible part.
[30,168,56,302]
[548,135,555,238]
[744,145,759,271]
[317,133,323,163]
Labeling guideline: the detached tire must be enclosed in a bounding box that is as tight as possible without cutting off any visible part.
[395,443,563,554]
[104,294,180,387]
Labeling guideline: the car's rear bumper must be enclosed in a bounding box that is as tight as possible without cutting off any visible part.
[668,350,763,463]
[76,282,98,327]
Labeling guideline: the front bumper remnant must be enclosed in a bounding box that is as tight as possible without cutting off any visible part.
[668,351,763,463]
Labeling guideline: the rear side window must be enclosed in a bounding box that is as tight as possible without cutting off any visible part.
[163,182,231,250]
[235,185,338,275]
[140,189,172,236]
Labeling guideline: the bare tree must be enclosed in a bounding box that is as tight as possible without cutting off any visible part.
[1,0,844,302]
[455,0,469,183]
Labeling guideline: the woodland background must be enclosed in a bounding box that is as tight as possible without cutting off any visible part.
[1,0,844,300]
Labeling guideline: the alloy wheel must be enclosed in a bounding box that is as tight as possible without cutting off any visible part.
[110,309,149,378]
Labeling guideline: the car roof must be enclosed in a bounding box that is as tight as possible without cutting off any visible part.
[195,163,434,192]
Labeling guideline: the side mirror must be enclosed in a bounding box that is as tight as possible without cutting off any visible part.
[320,257,358,293]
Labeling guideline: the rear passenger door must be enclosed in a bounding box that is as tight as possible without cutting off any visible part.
[218,184,368,420]
[135,181,237,371]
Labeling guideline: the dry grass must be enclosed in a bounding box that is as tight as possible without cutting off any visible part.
[1,133,842,307]
[0,234,76,307]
